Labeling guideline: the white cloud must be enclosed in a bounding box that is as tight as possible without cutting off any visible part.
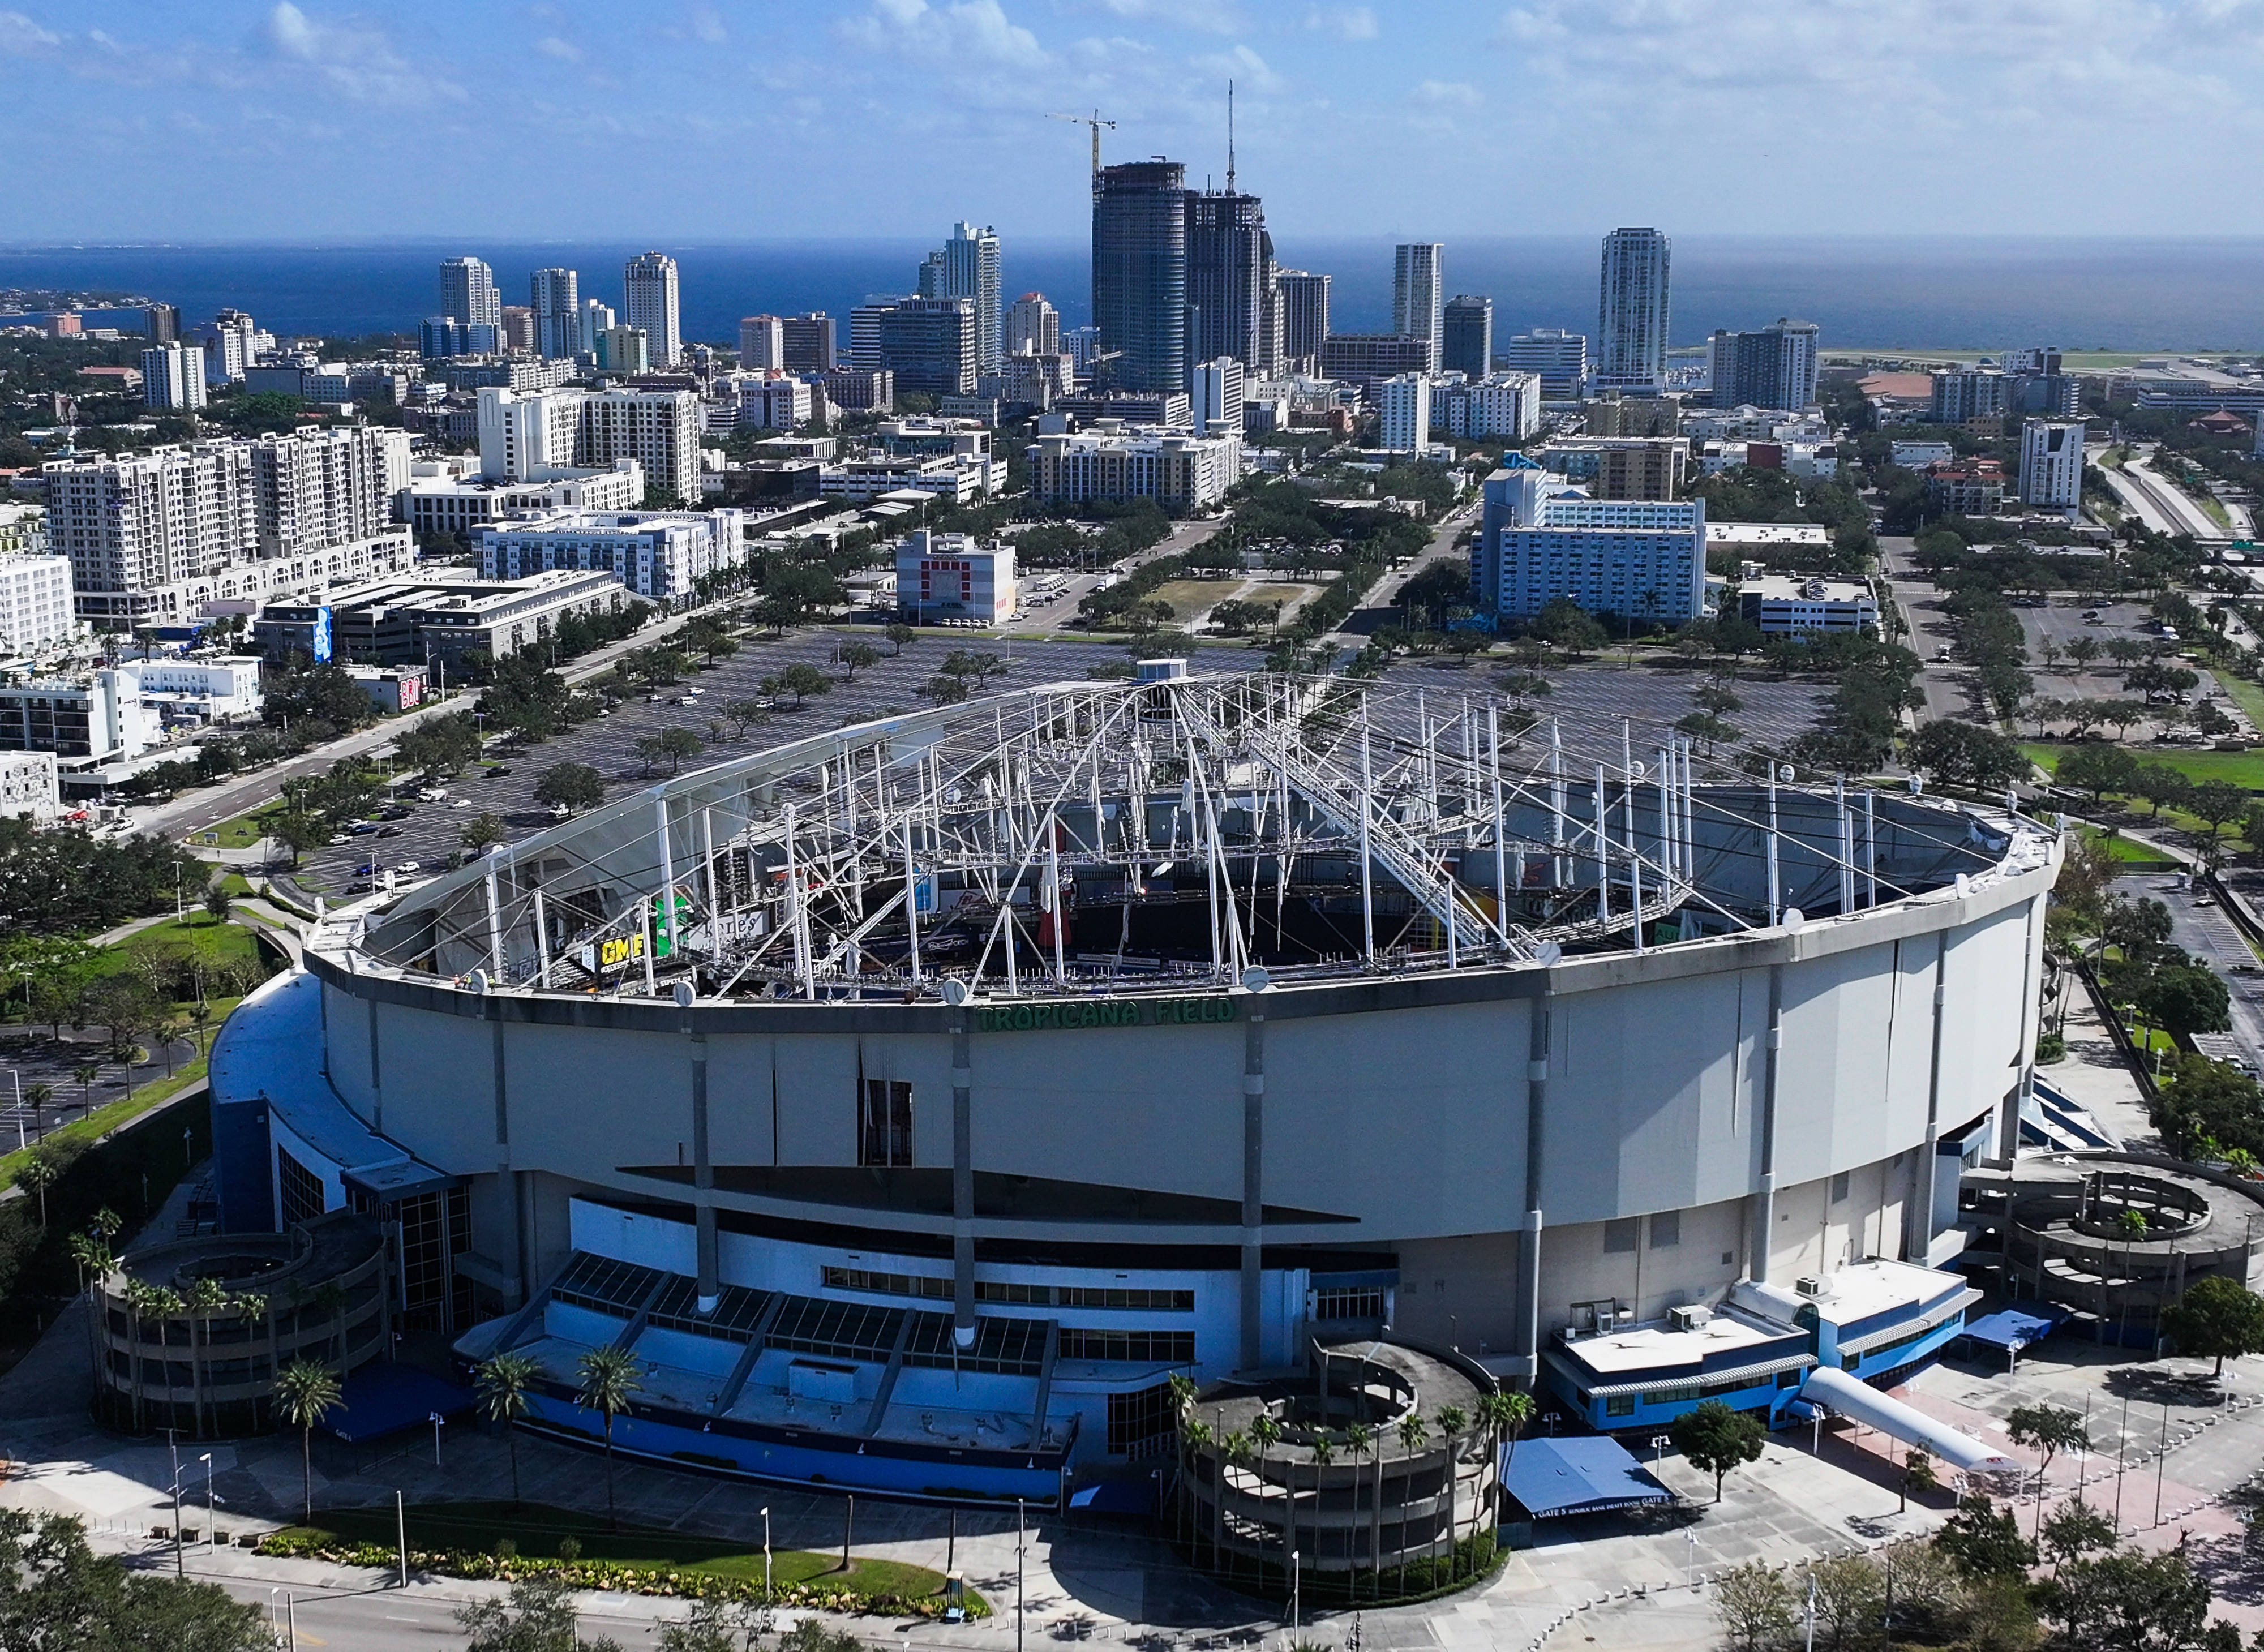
[840,0,1050,68]
[1306,6,1377,39]
[537,35,581,61]
[1094,0,1242,32]
[264,3,459,104]
[1413,79,1478,106]
[0,10,59,53]
[1192,42,1280,92]
[690,7,727,44]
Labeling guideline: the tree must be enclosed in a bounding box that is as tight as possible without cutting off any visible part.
[2160,1275,2264,1376]
[835,640,881,681]
[2055,744,2139,804]
[1901,1445,1939,1513]
[270,808,329,868]
[885,621,915,655]
[1712,1559,1798,1652]
[2036,1546,2236,1652]
[922,673,970,706]
[533,762,604,814]
[202,885,233,924]
[477,1350,544,1508]
[2039,1497,2116,1572]
[2133,762,2193,818]
[17,1149,58,1229]
[657,1599,748,1652]
[2005,1404,2090,1537]
[1533,597,1607,658]
[461,812,507,855]
[2191,780,2248,839]
[70,1062,98,1120]
[273,1357,343,1524]
[771,662,831,708]
[1675,710,1740,756]
[455,1573,627,1652]
[1807,1554,1885,1652]
[0,1508,272,1650]
[1935,1492,2037,1578]
[1670,1398,1764,1502]
[2138,963,2231,1041]
[1907,719,2028,789]
[575,1345,644,1530]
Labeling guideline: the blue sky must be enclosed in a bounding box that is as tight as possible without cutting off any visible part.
[4,1,2262,241]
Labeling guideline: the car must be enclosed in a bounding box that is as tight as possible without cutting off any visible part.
[327,834,350,846]
[417,788,445,803]
[453,797,476,808]
[2082,609,2102,620]
[377,826,402,838]
[549,803,572,819]
[378,806,411,821]
[349,821,379,835]
[394,860,421,873]
[487,765,511,778]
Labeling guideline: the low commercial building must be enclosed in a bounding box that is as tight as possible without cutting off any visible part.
[122,656,265,726]
[0,670,153,762]
[894,529,1017,624]
[1052,391,1193,428]
[1027,427,1241,514]
[341,662,428,713]
[0,750,61,822]
[1736,574,1878,636]
[396,460,645,540]
[478,509,749,606]
[819,452,1000,505]
[0,553,75,655]
[252,570,627,672]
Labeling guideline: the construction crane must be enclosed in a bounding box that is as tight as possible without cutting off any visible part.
[1046,109,1116,189]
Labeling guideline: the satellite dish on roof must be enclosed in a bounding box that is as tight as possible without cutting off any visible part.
[465,968,488,994]
[672,980,694,1009]
[1783,908,1806,932]
[1240,966,1272,993]
[1534,941,1563,967]
[941,978,971,1007]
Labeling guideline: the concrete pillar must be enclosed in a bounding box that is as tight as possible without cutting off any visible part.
[1749,964,1785,1282]
[952,1010,975,1348]
[1992,895,2044,1170]
[1240,1009,1267,1373]
[367,997,384,1135]
[1517,988,1551,1380]
[491,1014,525,1310]
[1906,936,1951,1263]
[692,1032,716,1311]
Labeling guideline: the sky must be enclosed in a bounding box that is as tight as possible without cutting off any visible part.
[5,1,2264,242]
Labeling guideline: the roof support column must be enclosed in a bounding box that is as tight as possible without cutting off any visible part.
[1749,963,1785,1283]
[692,1030,716,1312]
[1240,1007,1266,1374]
[1905,937,1951,1264]
[953,1007,975,1349]
[1517,984,1551,1383]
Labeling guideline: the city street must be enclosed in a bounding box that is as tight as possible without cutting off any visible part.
[2092,444,2231,543]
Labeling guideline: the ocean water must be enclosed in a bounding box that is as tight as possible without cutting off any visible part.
[5,236,2263,351]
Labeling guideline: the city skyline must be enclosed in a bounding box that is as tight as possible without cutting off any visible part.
[2,2,2260,240]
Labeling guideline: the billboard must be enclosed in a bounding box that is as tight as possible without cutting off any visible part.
[311,606,333,664]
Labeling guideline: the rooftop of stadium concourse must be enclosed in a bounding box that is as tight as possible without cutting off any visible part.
[333,672,2049,1005]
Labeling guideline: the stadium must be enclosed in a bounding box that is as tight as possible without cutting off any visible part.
[204,664,2057,1516]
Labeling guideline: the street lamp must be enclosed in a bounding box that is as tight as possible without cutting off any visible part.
[200,1452,216,1548]
[429,1411,444,1466]
[760,1506,771,1602]
[1290,1548,1301,1636]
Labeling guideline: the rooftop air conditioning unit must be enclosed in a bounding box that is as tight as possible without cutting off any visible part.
[1667,1304,1712,1332]
[1795,1276,1830,1298]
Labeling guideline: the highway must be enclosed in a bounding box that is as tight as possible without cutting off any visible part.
[2090,443,2229,543]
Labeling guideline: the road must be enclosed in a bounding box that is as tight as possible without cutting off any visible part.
[209,1577,685,1650]
[1004,513,1229,632]
[2093,443,2230,542]
[2146,874,2264,1076]
[1331,496,1482,640]
[1875,533,1977,722]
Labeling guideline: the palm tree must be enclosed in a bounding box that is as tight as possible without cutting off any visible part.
[1396,1413,1429,1593]
[185,1276,228,1438]
[1435,1405,1468,1580]
[23,1082,53,1135]
[1480,1391,1534,1544]
[274,1358,343,1524]
[156,1015,188,1078]
[71,1061,98,1118]
[1249,1411,1284,1592]
[1222,1429,1253,1585]
[477,1350,544,1508]
[1180,1418,1214,1558]
[1306,1433,1335,1587]
[18,1149,61,1229]
[575,1345,644,1530]
[1343,1421,1374,1599]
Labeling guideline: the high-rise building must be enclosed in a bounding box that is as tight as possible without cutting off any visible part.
[140,344,207,411]
[738,316,784,371]
[2019,420,2085,510]
[2004,348,2081,418]
[1190,357,1245,436]
[579,299,616,356]
[917,222,1002,375]
[1004,293,1060,358]
[530,268,580,361]
[1392,244,1445,371]
[1931,368,2006,424]
[598,325,649,376]
[479,385,700,505]
[1378,373,1433,453]
[781,314,835,372]
[1092,160,1187,396]
[1475,466,1705,621]
[501,307,537,355]
[877,298,979,396]
[849,299,901,375]
[624,252,683,367]
[1499,329,1588,399]
[1186,190,1272,375]
[1275,271,1331,374]
[421,318,500,360]
[1596,228,1671,390]
[197,309,260,385]
[1442,295,1493,380]
[143,304,180,346]
[1318,333,1431,391]
[1706,319,1820,411]
[440,256,501,329]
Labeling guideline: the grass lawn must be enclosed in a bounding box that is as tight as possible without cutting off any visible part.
[275,1503,971,1603]
[200,805,283,850]
[0,1034,224,1192]
[1148,577,1247,619]
[2214,673,2264,734]
[2078,827,2182,864]
[2025,741,2264,792]
[114,912,261,973]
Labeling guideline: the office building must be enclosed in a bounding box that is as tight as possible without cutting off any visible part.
[877,298,979,396]
[1005,293,1060,358]
[440,256,501,329]
[1377,374,1433,453]
[1186,189,1273,374]
[579,299,615,357]
[1708,319,1820,412]
[530,268,580,360]
[1392,243,1445,371]
[739,376,814,432]
[1092,160,1187,396]
[821,367,893,413]
[1274,271,1331,375]
[396,458,644,540]
[1050,391,1193,428]
[1435,372,1542,441]
[1499,329,1588,399]
[1931,369,2006,425]
[1189,357,1245,437]
[2003,348,2081,417]
[141,343,208,411]
[1737,574,1878,637]
[739,316,785,371]
[2019,420,2086,510]
[1318,333,1431,391]
[479,508,748,606]
[781,313,835,372]
[894,529,1017,624]
[818,449,1000,505]
[916,222,1002,375]
[1028,427,1241,514]
[1474,463,1705,620]
[477,385,700,507]
[1442,295,1492,380]
[596,325,648,375]
[195,308,260,384]
[143,304,180,346]
[252,570,625,671]
[848,299,900,375]
[1596,228,1672,391]
[121,656,264,726]
[0,552,75,655]
[623,252,683,367]
[501,306,537,355]
[420,318,500,360]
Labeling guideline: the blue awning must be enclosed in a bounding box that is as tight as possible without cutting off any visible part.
[1501,1436,1672,1520]
[1958,1302,2068,1355]
[325,1362,479,1443]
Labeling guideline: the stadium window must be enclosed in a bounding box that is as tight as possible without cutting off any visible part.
[1649,1211,1680,1250]
[860,1079,913,1168]
[1605,1394,1635,1418]
[1603,1218,1639,1254]
[1831,1172,1850,1203]
[277,1147,324,1229]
